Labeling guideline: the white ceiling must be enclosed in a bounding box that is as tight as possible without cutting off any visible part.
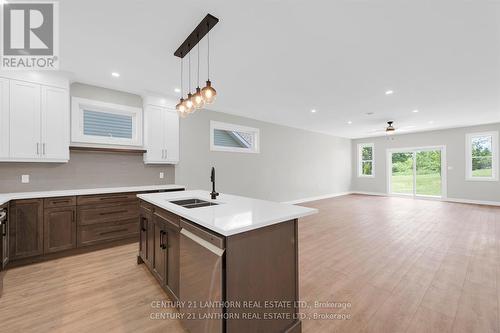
[60,0,500,138]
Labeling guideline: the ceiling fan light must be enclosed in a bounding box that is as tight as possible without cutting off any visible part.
[385,121,396,134]
[201,80,216,104]
[193,87,205,109]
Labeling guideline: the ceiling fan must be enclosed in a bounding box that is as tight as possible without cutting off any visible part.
[367,121,416,135]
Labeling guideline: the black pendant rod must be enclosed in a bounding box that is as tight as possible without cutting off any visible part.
[174,14,219,58]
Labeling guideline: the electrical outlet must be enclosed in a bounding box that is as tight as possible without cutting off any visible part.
[21,175,30,183]
[159,172,165,179]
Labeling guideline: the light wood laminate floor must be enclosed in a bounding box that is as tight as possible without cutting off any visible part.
[1,194,499,332]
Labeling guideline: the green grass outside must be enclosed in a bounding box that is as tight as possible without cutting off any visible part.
[472,168,492,177]
[392,173,442,196]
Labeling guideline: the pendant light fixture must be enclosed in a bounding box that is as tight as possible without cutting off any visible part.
[192,40,205,109]
[175,54,187,117]
[173,14,219,117]
[184,47,195,113]
[201,28,217,104]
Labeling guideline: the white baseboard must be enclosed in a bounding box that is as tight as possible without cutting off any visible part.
[352,191,500,207]
[283,191,500,207]
[350,191,387,196]
[445,197,500,207]
[282,192,352,205]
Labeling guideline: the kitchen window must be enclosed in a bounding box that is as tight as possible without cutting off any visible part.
[466,131,498,181]
[210,121,260,153]
[358,143,374,177]
[71,97,143,147]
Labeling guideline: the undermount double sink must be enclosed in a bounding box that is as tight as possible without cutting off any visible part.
[170,198,219,209]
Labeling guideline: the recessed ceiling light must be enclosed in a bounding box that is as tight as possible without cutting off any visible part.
[428,120,434,124]
[413,109,419,113]
[311,109,317,113]
[385,90,394,95]
[347,121,352,125]
[174,88,181,93]
[111,72,120,77]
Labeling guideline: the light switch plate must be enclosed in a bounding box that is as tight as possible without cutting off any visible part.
[21,175,30,183]
[159,172,164,179]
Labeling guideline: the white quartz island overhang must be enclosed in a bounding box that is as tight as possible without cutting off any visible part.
[137,190,318,236]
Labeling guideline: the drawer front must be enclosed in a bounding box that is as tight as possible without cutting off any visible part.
[78,203,139,226]
[180,219,225,249]
[44,196,76,208]
[77,193,138,206]
[155,208,180,228]
[78,219,138,247]
[140,201,154,214]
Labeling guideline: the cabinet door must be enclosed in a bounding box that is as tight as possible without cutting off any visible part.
[9,80,41,160]
[44,206,76,254]
[143,105,165,163]
[146,218,155,270]
[152,219,167,285]
[41,86,69,161]
[0,78,9,159]
[163,110,179,163]
[165,223,180,299]
[139,212,151,266]
[10,199,44,259]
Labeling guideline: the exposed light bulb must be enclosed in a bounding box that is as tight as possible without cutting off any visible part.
[185,93,194,113]
[193,87,205,109]
[201,80,216,104]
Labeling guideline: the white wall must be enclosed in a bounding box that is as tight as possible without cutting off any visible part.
[176,110,352,202]
[351,123,500,203]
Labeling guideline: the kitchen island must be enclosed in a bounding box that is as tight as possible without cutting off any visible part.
[137,190,317,333]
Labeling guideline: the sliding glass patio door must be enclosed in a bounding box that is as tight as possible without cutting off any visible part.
[389,147,445,198]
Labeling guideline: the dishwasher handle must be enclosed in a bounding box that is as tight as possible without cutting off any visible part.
[180,228,225,257]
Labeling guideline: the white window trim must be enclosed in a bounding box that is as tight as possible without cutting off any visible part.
[358,143,375,178]
[210,121,260,154]
[71,97,143,147]
[465,131,498,181]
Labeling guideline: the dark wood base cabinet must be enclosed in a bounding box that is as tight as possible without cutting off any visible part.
[6,189,183,268]
[138,200,301,333]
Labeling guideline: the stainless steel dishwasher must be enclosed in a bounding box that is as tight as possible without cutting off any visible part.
[179,220,225,333]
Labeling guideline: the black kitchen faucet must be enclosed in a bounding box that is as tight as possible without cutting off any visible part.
[210,167,219,200]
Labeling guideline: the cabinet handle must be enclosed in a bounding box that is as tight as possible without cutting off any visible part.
[164,149,167,159]
[43,143,46,155]
[160,230,168,249]
[140,217,147,232]
[99,196,129,201]
[99,209,128,216]
[72,210,76,222]
[36,143,39,155]
[99,228,128,236]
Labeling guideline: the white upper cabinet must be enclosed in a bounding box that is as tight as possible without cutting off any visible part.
[9,80,42,160]
[143,97,179,164]
[0,78,9,158]
[41,86,69,160]
[1,73,70,162]
[163,110,179,163]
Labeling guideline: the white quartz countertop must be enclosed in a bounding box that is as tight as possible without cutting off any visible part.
[0,184,185,206]
[137,190,318,236]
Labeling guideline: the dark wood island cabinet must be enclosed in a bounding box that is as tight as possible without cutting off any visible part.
[137,190,317,333]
